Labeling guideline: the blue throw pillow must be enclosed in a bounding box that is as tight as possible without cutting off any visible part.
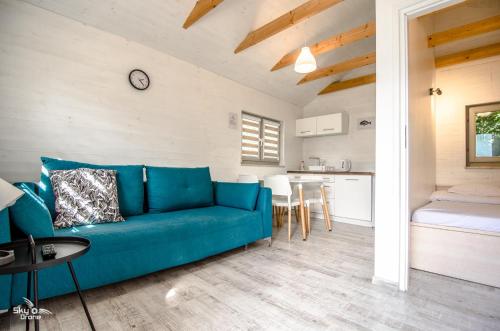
[215,182,260,211]
[10,183,54,238]
[39,157,144,218]
[146,166,214,213]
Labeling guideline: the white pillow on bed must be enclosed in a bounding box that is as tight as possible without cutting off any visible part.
[448,183,500,197]
[431,190,500,205]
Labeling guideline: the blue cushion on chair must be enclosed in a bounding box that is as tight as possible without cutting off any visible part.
[10,183,54,238]
[39,157,144,218]
[215,182,260,211]
[146,166,214,213]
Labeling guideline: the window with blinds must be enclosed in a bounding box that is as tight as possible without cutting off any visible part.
[241,112,281,164]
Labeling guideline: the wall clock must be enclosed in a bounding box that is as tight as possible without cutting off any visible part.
[129,69,150,90]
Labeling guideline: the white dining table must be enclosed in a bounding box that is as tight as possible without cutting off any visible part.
[287,177,332,240]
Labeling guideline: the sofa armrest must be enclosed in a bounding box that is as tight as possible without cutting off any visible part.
[256,187,272,238]
[10,183,54,238]
[0,209,11,310]
[0,208,10,247]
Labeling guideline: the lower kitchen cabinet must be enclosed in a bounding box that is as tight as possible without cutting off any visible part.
[333,175,373,224]
[287,173,374,227]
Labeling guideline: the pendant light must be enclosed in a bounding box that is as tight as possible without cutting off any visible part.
[294,46,317,73]
[294,22,316,74]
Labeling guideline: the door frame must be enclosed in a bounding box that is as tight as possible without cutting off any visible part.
[396,0,464,291]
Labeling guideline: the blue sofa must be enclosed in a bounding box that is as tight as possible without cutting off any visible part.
[0,209,12,311]
[1,158,272,309]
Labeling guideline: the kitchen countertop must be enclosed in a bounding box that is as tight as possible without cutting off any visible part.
[287,170,375,176]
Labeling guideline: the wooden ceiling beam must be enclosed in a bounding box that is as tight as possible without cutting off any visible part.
[183,0,224,29]
[318,73,376,95]
[272,21,375,71]
[428,15,500,47]
[234,0,343,54]
[435,42,500,67]
[298,52,376,85]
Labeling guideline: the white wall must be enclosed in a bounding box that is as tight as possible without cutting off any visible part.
[435,56,500,185]
[301,84,376,172]
[408,17,436,212]
[0,0,302,183]
[375,0,409,286]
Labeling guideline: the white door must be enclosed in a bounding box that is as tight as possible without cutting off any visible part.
[316,113,343,135]
[296,117,316,137]
[334,175,372,221]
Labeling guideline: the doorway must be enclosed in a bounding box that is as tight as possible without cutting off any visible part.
[404,0,500,290]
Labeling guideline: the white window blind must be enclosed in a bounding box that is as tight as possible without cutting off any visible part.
[241,112,281,164]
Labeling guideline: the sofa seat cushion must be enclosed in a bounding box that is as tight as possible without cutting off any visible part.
[54,206,262,254]
[9,190,271,307]
[39,157,144,218]
[146,166,214,213]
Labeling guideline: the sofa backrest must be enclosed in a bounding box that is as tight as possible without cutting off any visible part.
[34,158,261,221]
[145,166,214,213]
[39,157,144,218]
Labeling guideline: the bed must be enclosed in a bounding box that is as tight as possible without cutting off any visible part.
[411,189,500,288]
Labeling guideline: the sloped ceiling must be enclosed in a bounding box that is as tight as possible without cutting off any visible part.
[429,1,500,58]
[22,0,376,107]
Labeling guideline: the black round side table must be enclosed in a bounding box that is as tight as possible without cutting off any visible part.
[0,236,95,331]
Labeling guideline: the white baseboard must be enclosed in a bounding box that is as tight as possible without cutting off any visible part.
[372,276,399,289]
[310,212,374,227]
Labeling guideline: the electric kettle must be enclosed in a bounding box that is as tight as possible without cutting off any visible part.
[336,159,351,172]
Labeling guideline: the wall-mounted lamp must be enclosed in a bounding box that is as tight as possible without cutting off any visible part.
[429,88,442,96]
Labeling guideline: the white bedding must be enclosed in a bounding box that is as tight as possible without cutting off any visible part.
[430,190,500,205]
[412,200,500,232]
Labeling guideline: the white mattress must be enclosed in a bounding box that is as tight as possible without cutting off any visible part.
[412,200,500,233]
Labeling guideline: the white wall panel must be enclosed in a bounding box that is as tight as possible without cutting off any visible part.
[0,0,302,182]
[19,0,376,107]
[301,83,376,172]
[435,56,500,185]
[374,0,419,286]
[408,17,436,213]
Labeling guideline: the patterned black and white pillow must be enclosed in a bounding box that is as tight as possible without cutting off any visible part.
[49,168,125,229]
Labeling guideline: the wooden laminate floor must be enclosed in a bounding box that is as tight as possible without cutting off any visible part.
[1,220,499,331]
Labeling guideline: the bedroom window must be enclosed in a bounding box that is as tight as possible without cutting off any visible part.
[466,101,500,168]
[241,112,281,165]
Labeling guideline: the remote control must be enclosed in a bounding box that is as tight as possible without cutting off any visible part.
[41,244,57,260]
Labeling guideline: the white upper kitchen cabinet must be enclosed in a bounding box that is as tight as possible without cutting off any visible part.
[316,113,347,136]
[295,113,347,137]
[295,117,317,137]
